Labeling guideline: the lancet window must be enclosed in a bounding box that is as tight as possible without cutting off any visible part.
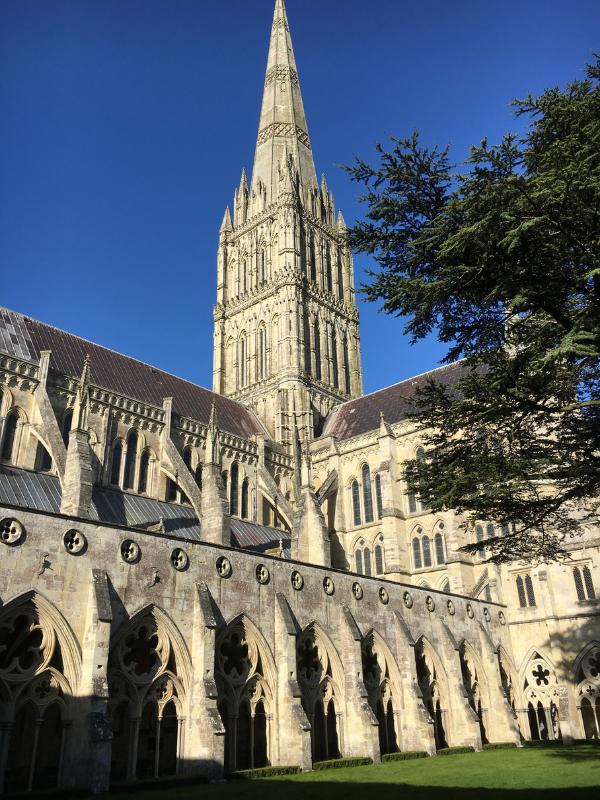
[1,408,19,463]
[573,565,596,601]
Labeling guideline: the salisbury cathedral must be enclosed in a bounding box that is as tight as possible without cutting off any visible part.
[0,0,598,794]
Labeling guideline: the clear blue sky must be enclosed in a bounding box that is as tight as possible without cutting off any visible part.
[1,0,598,394]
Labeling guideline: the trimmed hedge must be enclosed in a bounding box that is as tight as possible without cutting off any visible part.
[231,766,301,780]
[381,751,428,762]
[313,757,373,771]
[522,740,560,748]
[437,746,475,756]
[483,742,518,750]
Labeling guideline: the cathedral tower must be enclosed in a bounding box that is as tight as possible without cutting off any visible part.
[212,0,363,448]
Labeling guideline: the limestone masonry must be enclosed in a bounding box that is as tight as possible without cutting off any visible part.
[0,0,598,794]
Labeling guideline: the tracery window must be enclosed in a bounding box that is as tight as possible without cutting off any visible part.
[414,639,448,750]
[522,654,561,742]
[297,626,342,763]
[516,574,537,608]
[573,565,596,601]
[108,608,189,782]
[362,634,398,755]
[216,618,273,772]
[575,645,600,739]
[0,596,78,794]
[460,643,488,744]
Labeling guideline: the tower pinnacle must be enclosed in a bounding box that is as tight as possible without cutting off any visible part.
[252,0,317,202]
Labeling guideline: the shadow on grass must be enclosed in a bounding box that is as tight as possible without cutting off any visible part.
[104,782,599,800]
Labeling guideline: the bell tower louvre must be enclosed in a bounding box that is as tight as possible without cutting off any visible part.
[212,0,363,449]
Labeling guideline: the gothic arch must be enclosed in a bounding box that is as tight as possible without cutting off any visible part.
[361,629,402,754]
[297,622,344,762]
[414,635,451,750]
[572,640,600,739]
[107,605,191,782]
[518,650,562,742]
[0,592,81,794]
[216,614,276,772]
[459,639,490,744]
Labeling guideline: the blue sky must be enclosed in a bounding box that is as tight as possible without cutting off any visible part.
[1,0,598,394]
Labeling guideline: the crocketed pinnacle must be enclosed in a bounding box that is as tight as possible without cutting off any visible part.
[251,0,317,202]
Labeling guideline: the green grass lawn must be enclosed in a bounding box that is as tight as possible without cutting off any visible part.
[105,746,600,800]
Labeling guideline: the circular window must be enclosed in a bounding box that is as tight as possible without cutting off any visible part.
[121,539,141,564]
[256,564,270,585]
[352,582,363,600]
[63,529,86,555]
[171,548,189,572]
[216,555,232,578]
[0,517,24,546]
[291,570,304,590]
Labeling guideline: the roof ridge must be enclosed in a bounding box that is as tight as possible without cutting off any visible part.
[0,305,259,418]
[334,359,466,411]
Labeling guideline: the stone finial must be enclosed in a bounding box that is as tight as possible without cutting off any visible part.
[220,206,233,234]
[337,209,347,230]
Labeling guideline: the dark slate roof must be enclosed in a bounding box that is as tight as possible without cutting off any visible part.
[322,361,467,441]
[0,307,265,440]
[0,465,291,552]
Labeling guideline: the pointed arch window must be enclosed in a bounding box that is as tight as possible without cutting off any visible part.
[61,408,73,449]
[123,430,139,490]
[374,539,384,575]
[343,334,351,394]
[351,480,361,526]
[516,575,527,607]
[375,473,383,519]
[110,440,123,486]
[525,574,536,607]
[314,320,322,381]
[422,535,432,568]
[363,547,372,577]
[325,242,333,293]
[355,549,363,575]
[573,565,595,601]
[230,462,239,516]
[434,531,445,565]
[239,334,248,388]
[260,248,266,284]
[242,259,248,294]
[331,330,339,388]
[195,462,203,489]
[516,574,536,607]
[362,464,374,523]
[241,478,249,520]
[37,442,53,472]
[1,409,18,462]
[337,252,344,300]
[412,537,422,570]
[138,449,150,494]
[258,325,267,380]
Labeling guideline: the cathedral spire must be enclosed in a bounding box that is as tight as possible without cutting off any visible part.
[252,0,317,202]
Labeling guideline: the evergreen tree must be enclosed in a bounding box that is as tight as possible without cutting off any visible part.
[346,57,600,561]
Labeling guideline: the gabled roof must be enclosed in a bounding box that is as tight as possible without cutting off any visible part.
[322,361,467,441]
[0,307,265,440]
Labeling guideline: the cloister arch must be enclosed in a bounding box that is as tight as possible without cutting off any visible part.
[519,650,562,742]
[107,605,191,783]
[0,592,81,794]
[414,636,451,750]
[216,614,276,772]
[573,641,600,739]
[459,640,490,744]
[297,623,344,763]
[361,630,401,755]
